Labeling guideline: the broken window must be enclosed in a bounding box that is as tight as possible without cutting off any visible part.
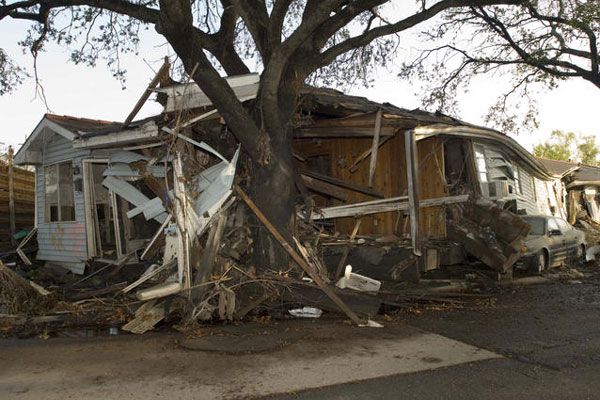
[474,146,488,183]
[44,162,75,222]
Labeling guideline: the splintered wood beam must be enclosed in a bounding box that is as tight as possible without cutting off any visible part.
[299,169,384,199]
[122,57,170,128]
[367,109,383,188]
[235,186,364,326]
[349,135,393,173]
[300,174,347,201]
[310,194,468,220]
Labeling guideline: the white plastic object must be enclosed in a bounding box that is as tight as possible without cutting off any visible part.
[289,307,322,318]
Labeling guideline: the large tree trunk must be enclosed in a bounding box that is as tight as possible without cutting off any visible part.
[249,125,296,269]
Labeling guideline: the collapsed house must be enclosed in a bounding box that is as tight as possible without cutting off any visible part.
[538,158,600,225]
[7,69,574,332]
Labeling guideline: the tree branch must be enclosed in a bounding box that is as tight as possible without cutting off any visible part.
[318,0,523,67]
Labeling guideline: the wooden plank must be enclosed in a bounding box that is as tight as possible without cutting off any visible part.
[300,175,347,201]
[235,186,364,326]
[367,110,382,188]
[299,170,384,199]
[405,130,421,256]
[295,126,396,138]
[122,57,170,128]
[7,146,15,243]
[311,194,469,220]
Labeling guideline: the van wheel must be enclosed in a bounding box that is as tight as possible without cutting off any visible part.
[531,251,548,275]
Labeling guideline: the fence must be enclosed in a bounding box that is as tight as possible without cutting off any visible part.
[0,147,35,250]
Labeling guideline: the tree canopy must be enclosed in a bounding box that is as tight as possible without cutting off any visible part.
[400,0,600,132]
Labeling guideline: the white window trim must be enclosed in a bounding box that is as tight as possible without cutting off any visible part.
[44,161,75,223]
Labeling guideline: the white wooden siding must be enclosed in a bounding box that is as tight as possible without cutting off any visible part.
[474,141,549,215]
[36,133,89,271]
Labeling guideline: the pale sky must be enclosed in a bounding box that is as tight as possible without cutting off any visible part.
[1,16,599,155]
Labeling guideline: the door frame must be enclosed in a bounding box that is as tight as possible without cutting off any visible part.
[82,159,123,259]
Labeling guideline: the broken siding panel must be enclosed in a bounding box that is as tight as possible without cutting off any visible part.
[516,167,538,214]
[535,177,552,215]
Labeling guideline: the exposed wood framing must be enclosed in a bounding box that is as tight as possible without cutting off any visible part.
[300,174,347,201]
[299,170,384,198]
[348,135,393,173]
[367,110,382,188]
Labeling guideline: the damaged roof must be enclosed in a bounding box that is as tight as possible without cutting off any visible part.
[299,87,468,126]
[537,158,579,177]
[45,114,122,133]
[567,163,600,188]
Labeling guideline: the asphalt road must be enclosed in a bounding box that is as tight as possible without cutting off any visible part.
[2,265,600,399]
[267,266,600,399]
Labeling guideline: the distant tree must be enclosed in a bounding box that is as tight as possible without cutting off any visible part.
[577,135,599,165]
[533,130,575,161]
[533,130,599,165]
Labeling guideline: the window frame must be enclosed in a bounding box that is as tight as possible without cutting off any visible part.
[44,161,76,223]
[474,145,489,183]
[547,218,560,233]
[513,164,523,195]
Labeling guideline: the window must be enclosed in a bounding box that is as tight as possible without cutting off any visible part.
[547,218,560,233]
[523,217,545,235]
[45,162,75,222]
[474,146,488,183]
[555,218,571,232]
[513,164,522,195]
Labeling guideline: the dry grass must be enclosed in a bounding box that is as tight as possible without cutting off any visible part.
[0,261,52,315]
